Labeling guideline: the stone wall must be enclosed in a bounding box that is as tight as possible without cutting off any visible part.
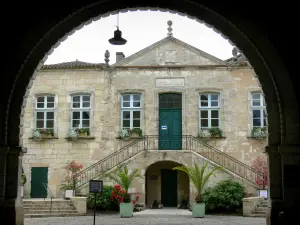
[22,65,267,197]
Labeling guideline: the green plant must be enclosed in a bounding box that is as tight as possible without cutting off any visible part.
[104,165,144,194]
[251,127,267,138]
[173,162,222,203]
[38,128,54,136]
[119,129,131,139]
[198,128,223,138]
[203,179,245,213]
[21,167,27,185]
[67,128,79,140]
[75,128,90,135]
[87,185,119,210]
[131,128,143,137]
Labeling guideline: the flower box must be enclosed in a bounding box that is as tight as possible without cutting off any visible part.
[78,132,88,137]
[120,202,133,217]
[42,134,53,138]
[192,203,205,218]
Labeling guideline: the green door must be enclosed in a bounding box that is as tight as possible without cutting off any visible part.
[31,167,48,198]
[159,93,182,150]
[161,169,177,207]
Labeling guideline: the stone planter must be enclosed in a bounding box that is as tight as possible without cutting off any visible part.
[192,203,205,218]
[42,134,53,138]
[120,203,133,217]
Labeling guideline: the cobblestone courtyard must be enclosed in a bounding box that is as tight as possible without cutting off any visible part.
[24,209,266,225]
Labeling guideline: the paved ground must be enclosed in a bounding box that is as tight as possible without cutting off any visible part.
[24,209,266,225]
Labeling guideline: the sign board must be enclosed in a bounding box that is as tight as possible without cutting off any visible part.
[259,190,268,199]
[161,125,167,130]
[89,180,103,193]
[156,78,185,87]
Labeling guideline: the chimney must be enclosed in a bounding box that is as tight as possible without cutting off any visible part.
[116,52,125,63]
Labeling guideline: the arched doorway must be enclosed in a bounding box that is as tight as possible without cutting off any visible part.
[1,1,300,224]
[146,161,189,208]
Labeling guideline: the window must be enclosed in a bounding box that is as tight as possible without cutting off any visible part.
[121,94,141,129]
[35,95,55,132]
[251,93,267,127]
[199,93,220,128]
[71,95,91,131]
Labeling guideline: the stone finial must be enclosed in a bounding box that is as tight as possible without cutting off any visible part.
[104,50,110,65]
[167,20,173,37]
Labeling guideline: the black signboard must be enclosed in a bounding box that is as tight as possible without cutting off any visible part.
[89,180,103,193]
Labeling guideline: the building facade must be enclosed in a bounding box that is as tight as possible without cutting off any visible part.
[22,26,267,207]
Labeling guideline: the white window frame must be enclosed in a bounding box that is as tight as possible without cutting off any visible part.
[35,95,55,131]
[71,94,91,130]
[121,94,142,130]
[199,93,220,128]
[251,92,267,128]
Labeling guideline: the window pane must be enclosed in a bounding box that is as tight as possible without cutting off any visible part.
[36,112,44,119]
[133,120,140,127]
[83,96,90,101]
[133,102,140,107]
[122,111,130,119]
[200,110,208,118]
[36,120,44,128]
[253,119,261,127]
[47,102,54,108]
[211,94,218,101]
[133,111,140,119]
[122,120,130,128]
[211,101,219,107]
[46,120,54,128]
[37,103,44,108]
[211,119,219,127]
[122,95,130,101]
[73,112,80,119]
[201,119,208,127]
[46,112,54,119]
[82,102,90,107]
[73,102,80,108]
[200,101,208,107]
[263,110,267,117]
[73,96,80,102]
[252,100,260,106]
[72,120,80,127]
[211,110,219,118]
[82,120,90,127]
[252,93,261,99]
[200,95,208,101]
[47,96,54,102]
[82,111,90,119]
[133,95,140,101]
[122,102,130,107]
[264,119,267,126]
[37,96,45,102]
[253,110,261,118]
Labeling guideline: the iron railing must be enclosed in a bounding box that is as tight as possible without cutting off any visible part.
[73,138,145,189]
[42,182,54,214]
[72,135,265,190]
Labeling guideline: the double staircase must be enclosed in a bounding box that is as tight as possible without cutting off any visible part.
[73,135,265,190]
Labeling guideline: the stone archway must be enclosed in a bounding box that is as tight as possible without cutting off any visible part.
[145,160,189,208]
[1,1,300,225]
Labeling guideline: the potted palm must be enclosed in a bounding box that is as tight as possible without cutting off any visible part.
[105,165,143,218]
[173,162,222,218]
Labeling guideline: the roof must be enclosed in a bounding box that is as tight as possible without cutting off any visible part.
[41,60,107,69]
[111,36,227,68]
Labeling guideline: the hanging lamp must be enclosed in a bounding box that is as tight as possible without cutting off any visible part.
[108,12,127,45]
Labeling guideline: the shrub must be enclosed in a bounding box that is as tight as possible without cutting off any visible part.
[87,186,119,211]
[203,179,245,213]
[251,156,268,187]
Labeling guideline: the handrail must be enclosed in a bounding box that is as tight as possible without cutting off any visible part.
[42,182,54,214]
[73,137,145,189]
[72,135,265,190]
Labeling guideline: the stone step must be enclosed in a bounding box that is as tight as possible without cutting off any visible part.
[24,213,85,218]
[24,210,79,214]
[259,204,268,207]
[255,207,267,212]
[246,213,266,218]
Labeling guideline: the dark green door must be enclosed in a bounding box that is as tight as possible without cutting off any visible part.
[31,167,48,198]
[159,93,182,150]
[161,169,177,207]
